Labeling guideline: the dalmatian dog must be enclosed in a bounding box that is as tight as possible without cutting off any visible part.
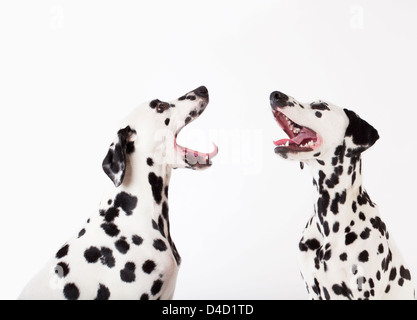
[269,91,415,300]
[19,86,218,300]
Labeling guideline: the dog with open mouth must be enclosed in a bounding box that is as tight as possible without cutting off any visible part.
[270,91,415,300]
[19,86,218,300]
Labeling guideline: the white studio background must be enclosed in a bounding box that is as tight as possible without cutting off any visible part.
[0,0,416,300]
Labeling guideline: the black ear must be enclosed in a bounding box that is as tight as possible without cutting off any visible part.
[344,109,379,155]
[102,126,136,187]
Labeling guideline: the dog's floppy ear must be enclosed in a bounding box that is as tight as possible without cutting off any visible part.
[102,126,137,187]
[344,109,379,155]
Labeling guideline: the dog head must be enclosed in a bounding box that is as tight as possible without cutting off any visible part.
[103,86,218,187]
[269,91,379,162]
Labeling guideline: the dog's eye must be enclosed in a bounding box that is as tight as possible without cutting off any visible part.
[156,103,170,113]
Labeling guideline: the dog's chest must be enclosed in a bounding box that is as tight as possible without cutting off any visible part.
[298,203,387,298]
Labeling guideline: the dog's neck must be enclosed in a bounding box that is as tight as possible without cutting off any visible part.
[123,151,171,216]
[306,143,373,232]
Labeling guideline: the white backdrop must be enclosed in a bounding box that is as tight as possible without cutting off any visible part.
[1,0,416,300]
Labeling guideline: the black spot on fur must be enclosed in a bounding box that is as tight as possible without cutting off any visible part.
[317,191,330,223]
[370,217,386,237]
[104,207,119,222]
[314,152,321,157]
[299,242,308,252]
[95,284,110,300]
[78,229,86,238]
[151,279,163,296]
[84,246,102,263]
[303,238,321,251]
[345,232,358,245]
[325,174,339,189]
[56,245,69,259]
[330,198,339,215]
[100,247,115,268]
[359,212,366,221]
[332,282,353,299]
[120,262,136,283]
[318,171,326,190]
[333,222,340,233]
[352,201,357,213]
[63,283,80,300]
[389,268,397,281]
[358,190,375,207]
[153,239,168,251]
[334,143,346,165]
[55,262,70,278]
[323,221,330,236]
[335,165,343,176]
[115,237,130,254]
[185,117,192,124]
[114,191,138,216]
[148,172,163,204]
[132,235,143,246]
[360,228,371,240]
[381,250,393,272]
[147,158,154,166]
[351,172,356,185]
[398,278,404,286]
[376,271,381,281]
[164,186,169,198]
[400,266,412,280]
[315,111,322,118]
[162,201,169,219]
[140,293,149,300]
[142,260,156,274]
[101,222,120,237]
[323,249,332,261]
[323,287,330,300]
[311,102,330,111]
[165,118,170,126]
[158,216,165,237]
[385,285,391,293]
[378,243,384,254]
[340,253,348,261]
[358,250,369,262]
[317,159,325,166]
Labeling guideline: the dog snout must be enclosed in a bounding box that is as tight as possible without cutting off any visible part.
[193,86,209,100]
[270,91,289,108]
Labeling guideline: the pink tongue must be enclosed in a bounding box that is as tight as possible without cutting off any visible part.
[274,127,316,146]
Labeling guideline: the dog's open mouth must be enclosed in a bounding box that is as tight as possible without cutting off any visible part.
[173,93,218,169]
[273,110,321,153]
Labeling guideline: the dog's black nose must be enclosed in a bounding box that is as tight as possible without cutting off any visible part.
[193,86,209,100]
[270,91,289,107]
